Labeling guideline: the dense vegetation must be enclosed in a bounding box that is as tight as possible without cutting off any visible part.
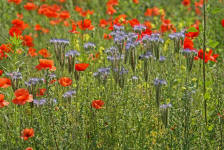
[0,0,223,149]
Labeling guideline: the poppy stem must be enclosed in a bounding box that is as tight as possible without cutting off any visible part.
[203,0,207,125]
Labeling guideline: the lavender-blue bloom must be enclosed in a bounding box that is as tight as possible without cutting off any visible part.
[169,32,185,40]
[133,24,146,32]
[181,49,197,55]
[139,51,153,60]
[65,50,80,57]
[25,78,44,86]
[105,46,118,54]
[159,56,166,62]
[127,32,138,40]
[48,74,56,80]
[84,42,96,50]
[113,25,124,31]
[154,78,167,86]
[119,67,128,75]
[107,55,124,61]
[33,99,46,106]
[160,103,172,109]
[50,39,69,44]
[6,71,22,80]
[63,90,76,98]
[94,68,110,77]
[125,42,136,50]
[132,76,138,80]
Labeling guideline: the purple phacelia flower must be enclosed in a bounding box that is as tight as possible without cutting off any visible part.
[63,90,76,98]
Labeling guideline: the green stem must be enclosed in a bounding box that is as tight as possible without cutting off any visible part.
[203,0,207,125]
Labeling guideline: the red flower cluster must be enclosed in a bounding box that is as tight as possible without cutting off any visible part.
[182,0,191,6]
[8,0,22,5]
[106,0,118,15]
[0,44,13,60]
[36,59,56,71]
[74,6,94,17]
[12,88,33,105]
[21,128,34,140]
[144,7,160,17]
[0,78,11,88]
[194,49,219,63]
[0,94,9,108]
[77,19,94,31]
[59,77,72,87]
[92,100,104,109]
[9,19,28,37]
[24,2,37,11]
[75,63,89,71]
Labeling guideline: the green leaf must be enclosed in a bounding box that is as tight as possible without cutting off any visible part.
[211,8,222,14]
[208,40,219,48]
[186,27,198,33]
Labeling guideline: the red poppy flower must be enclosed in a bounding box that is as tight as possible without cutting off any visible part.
[114,14,127,26]
[75,63,89,71]
[221,19,224,27]
[0,70,3,76]
[128,19,140,28]
[183,37,194,49]
[133,0,139,4]
[144,21,152,29]
[0,94,9,108]
[36,59,56,71]
[41,28,49,34]
[58,77,72,87]
[12,88,33,105]
[99,19,108,28]
[106,0,119,6]
[8,0,22,5]
[0,44,13,53]
[28,47,38,57]
[182,0,191,6]
[0,78,11,88]
[74,6,83,13]
[103,33,112,39]
[36,88,46,97]
[106,5,117,15]
[194,49,219,63]
[38,48,51,58]
[9,27,22,37]
[22,35,34,47]
[59,11,70,19]
[11,19,28,30]
[34,24,42,31]
[69,24,79,34]
[21,128,34,140]
[25,147,33,150]
[24,2,37,11]
[92,100,104,109]
[144,7,160,17]
[16,13,23,19]
[77,19,94,30]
